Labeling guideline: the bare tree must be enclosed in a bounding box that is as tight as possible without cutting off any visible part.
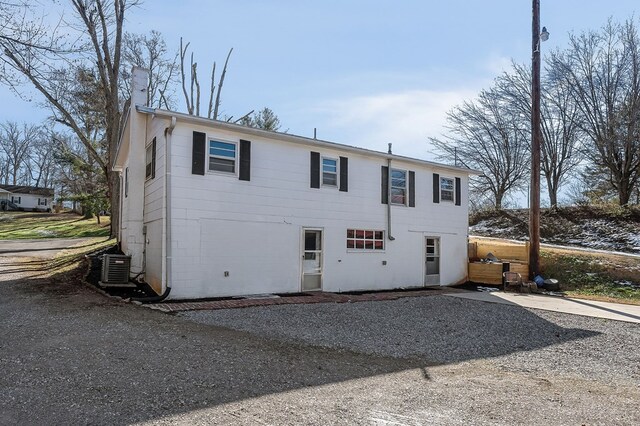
[550,19,640,206]
[0,0,138,236]
[0,121,34,185]
[122,30,177,109]
[496,62,583,208]
[430,87,530,209]
[27,127,58,188]
[179,39,234,119]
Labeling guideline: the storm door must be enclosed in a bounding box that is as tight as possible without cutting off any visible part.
[302,229,323,291]
[425,237,440,285]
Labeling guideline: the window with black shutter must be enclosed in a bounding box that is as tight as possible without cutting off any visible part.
[310,151,320,188]
[239,139,251,181]
[339,156,348,192]
[145,137,156,180]
[192,131,206,175]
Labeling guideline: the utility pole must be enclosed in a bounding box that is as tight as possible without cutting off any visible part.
[529,0,544,280]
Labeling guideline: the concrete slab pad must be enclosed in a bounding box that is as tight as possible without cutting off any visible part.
[445,291,640,324]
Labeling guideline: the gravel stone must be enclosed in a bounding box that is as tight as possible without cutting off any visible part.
[182,296,640,384]
[1,249,639,426]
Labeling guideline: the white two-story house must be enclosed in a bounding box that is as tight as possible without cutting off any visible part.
[114,68,479,300]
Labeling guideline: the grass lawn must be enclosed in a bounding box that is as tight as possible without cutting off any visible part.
[470,236,640,305]
[541,248,640,305]
[0,211,111,239]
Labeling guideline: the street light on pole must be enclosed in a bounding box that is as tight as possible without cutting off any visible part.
[529,0,548,280]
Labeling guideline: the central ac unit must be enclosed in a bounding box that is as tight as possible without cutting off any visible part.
[99,254,135,287]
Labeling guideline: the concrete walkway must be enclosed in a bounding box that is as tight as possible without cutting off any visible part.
[445,291,640,324]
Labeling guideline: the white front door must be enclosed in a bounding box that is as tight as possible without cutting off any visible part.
[302,229,323,291]
[425,237,440,285]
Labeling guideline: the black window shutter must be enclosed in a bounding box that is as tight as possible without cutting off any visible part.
[381,166,389,204]
[433,173,440,203]
[310,151,320,188]
[151,137,157,179]
[239,139,251,181]
[409,171,416,207]
[455,177,461,206]
[339,156,348,192]
[192,131,206,175]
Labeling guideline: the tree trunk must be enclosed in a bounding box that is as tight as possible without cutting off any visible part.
[546,174,558,208]
[495,191,504,210]
[107,167,120,238]
[618,184,631,206]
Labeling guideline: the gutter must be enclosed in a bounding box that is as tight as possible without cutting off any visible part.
[136,106,483,176]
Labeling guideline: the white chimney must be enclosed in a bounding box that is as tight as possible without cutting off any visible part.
[130,66,149,107]
[121,66,150,276]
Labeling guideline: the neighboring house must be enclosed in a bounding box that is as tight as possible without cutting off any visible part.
[0,184,54,212]
[114,68,480,299]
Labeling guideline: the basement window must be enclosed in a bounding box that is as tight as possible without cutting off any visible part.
[347,229,385,251]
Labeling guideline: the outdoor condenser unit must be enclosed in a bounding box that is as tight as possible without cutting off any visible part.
[99,254,134,287]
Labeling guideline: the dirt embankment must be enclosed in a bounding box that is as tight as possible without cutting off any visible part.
[470,206,640,254]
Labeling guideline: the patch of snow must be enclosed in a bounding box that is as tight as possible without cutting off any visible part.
[37,230,57,237]
[476,286,500,292]
[614,280,640,288]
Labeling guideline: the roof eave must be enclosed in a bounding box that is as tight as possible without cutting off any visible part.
[136,106,483,176]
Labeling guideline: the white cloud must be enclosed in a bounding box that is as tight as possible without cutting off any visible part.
[484,54,513,76]
[308,89,477,160]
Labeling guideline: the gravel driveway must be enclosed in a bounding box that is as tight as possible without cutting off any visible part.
[1,252,639,425]
[0,237,96,258]
[182,296,639,384]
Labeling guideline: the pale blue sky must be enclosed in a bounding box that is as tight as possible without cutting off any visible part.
[2,0,639,162]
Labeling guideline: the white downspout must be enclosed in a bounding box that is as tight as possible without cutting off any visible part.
[163,116,177,294]
[387,143,395,241]
[118,171,123,245]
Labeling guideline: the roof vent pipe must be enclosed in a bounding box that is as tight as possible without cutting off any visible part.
[388,143,392,154]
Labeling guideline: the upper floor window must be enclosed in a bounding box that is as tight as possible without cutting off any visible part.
[322,157,338,186]
[209,140,236,173]
[391,168,407,205]
[440,177,454,202]
[145,138,156,180]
